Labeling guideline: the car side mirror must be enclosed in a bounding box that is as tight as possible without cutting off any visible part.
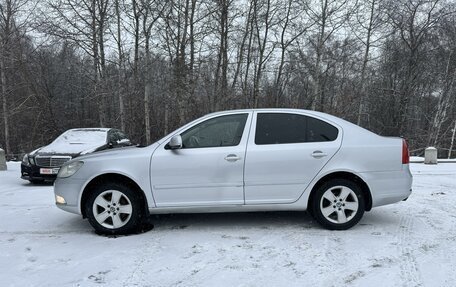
[167,135,182,150]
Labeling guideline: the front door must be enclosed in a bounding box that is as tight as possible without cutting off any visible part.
[151,112,252,207]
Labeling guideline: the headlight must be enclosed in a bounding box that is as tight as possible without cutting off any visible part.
[57,161,84,178]
[29,156,35,165]
[22,154,30,166]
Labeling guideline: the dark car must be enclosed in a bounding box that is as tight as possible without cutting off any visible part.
[21,128,132,183]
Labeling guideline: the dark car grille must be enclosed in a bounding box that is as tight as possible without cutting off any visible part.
[35,156,72,167]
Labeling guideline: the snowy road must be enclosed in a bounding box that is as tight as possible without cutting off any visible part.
[1,162,455,287]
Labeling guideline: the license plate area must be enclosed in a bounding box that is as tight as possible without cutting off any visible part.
[40,168,60,175]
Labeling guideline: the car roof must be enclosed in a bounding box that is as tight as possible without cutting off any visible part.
[205,108,337,119]
[203,108,373,135]
[66,128,112,133]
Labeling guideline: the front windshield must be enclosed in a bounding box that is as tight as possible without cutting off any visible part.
[53,129,107,145]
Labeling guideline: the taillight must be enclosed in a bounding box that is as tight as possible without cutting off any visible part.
[402,139,409,164]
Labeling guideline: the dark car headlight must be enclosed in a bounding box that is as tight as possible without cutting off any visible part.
[28,156,35,165]
[22,154,30,166]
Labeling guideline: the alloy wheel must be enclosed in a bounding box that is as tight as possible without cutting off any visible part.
[319,185,359,224]
[92,190,133,229]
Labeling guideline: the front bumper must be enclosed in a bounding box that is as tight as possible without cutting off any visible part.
[21,164,58,182]
[54,177,86,215]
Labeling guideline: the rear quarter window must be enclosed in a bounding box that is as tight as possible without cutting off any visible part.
[307,116,339,142]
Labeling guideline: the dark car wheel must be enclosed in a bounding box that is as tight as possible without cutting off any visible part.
[85,182,145,235]
[311,179,365,230]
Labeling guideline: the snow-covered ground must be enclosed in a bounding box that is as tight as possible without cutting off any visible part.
[1,162,455,287]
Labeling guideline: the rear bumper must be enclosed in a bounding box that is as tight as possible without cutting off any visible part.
[360,165,413,208]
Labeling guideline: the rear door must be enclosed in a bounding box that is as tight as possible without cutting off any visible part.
[244,111,342,204]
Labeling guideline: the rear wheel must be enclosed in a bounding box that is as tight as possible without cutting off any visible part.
[85,182,145,235]
[311,179,365,230]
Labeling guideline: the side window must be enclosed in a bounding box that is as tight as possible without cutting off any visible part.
[307,117,338,142]
[113,130,122,142]
[181,114,248,148]
[255,113,307,145]
[107,130,116,143]
[108,130,130,144]
[255,113,338,145]
[116,130,130,143]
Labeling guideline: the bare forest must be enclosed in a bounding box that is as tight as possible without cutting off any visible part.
[1,0,455,157]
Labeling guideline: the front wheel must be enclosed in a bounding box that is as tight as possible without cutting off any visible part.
[311,179,365,230]
[85,182,145,235]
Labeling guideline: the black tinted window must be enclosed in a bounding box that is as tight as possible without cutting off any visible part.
[255,113,338,145]
[307,117,338,142]
[181,114,248,148]
[109,130,130,144]
[255,113,307,144]
[116,130,129,141]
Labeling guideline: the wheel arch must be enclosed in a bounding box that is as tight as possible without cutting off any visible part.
[307,171,372,212]
[80,173,149,218]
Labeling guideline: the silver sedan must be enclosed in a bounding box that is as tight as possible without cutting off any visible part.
[54,109,412,234]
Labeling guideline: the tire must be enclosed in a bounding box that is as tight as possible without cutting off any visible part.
[311,178,365,230]
[85,182,145,235]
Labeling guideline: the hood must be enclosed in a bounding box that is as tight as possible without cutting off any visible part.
[73,143,159,162]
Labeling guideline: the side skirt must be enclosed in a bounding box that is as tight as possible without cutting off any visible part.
[148,203,306,215]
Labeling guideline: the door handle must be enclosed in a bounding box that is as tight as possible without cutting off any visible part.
[311,151,328,158]
[224,154,241,162]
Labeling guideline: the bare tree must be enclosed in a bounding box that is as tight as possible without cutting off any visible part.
[252,0,276,108]
[305,0,353,112]
[428,16,456,146]
[0,0,31,155]
[140,0,166,144]
[353,0,384,125]
[44,0,111,127]
[274,0,312,106]
[2,0,456,158]
[114,0,125,132]
[387,0,452,134]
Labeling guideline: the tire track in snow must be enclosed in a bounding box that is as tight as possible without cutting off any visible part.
[123,232,161,287]
[397,215,422,287]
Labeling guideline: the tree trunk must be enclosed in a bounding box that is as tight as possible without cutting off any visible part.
[144,38,152,145]
[252,0,271,108]
[357,0,375,126]
[91,0,102,127]
[0,44,10,155]
[449,120,456,159]
[311,0,328,111]
[115,0,126,132]
[214,0,229,111]
[428,51,455,147]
